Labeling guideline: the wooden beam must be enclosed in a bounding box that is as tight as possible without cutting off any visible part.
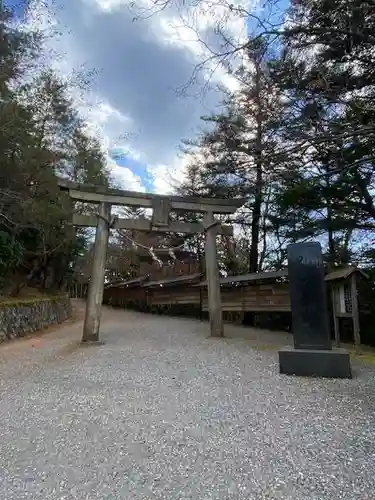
[69,189,240,214]
[72,213,234,236]
[58,179,245,214]
[204,211,224,337]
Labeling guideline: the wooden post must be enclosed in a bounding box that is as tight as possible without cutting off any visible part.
[82,202,111,343]
[351,273,361,347]
[331,286,340,347]
[199,286,203,321]
[204,211,224,337]
[240,286,245,325]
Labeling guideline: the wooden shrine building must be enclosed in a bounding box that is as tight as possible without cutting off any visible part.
[325,266,371,346]
[103,265,375,346]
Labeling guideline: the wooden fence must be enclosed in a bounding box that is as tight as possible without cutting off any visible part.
[69,282,89,299]
[102,271,292,318]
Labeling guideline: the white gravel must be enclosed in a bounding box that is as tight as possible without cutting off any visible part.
[0,307,374,499]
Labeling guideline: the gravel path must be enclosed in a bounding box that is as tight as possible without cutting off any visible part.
[0,305,374,499]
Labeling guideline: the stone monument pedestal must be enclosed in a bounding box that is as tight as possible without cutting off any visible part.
[278,347,352,379]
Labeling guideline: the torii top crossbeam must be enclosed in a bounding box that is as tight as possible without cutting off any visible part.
[58,179,245,214]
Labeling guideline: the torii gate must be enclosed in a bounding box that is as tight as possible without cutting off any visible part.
[58,180,245,342]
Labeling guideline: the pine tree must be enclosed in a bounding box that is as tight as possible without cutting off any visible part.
[267,0,375,265]
[0,4,113,294]
[180,39,285,272]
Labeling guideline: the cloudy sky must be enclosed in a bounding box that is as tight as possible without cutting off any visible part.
[7,0,251,193]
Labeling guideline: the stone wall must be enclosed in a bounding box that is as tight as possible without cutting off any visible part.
[0,295,72,342]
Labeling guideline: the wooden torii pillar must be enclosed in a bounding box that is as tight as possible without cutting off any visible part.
[58,180,245,343]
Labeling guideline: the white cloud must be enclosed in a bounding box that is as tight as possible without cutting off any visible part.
[79,99,147,191]
[82,101,131,143]
[147,153,192,194]
[23,0,254,194]
[82,0,249,91]
[147,164,174,194]
[147,0,250,92]
[107,155,146,192]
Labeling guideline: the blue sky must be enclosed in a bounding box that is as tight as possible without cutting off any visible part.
[7,0,288,194]
[5,0,28,16]
[246,0,288,33]
[112,153,155,191]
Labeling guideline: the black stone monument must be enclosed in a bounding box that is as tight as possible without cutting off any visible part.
[278,242,352,378]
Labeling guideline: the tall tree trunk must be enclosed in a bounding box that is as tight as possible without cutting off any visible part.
[249,167,262,272]
[244,56,264,327]
[324,166,335,263]
[258,188,271,270]
[249,63,263,274]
